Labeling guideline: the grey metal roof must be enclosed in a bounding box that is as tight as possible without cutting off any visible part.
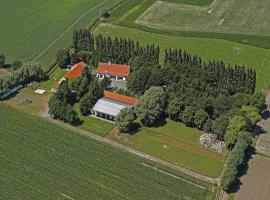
[92,98,131,117]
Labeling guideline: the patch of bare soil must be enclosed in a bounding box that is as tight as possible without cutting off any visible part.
[235,155,270,200]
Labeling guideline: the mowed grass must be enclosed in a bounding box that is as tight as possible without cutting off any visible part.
[137,0,270,36]
[127,121,225,177]
[0,0,120,69]
[0,103,214,200]
[93,23,270,91]
[74,104,114,136]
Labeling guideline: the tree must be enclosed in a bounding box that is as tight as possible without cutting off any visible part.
[213,115,230,140]
[250,93,266,113]
[12,60,22,70]
[135,87,166,126]
[224,116,248,148]
[167,98,185,120]
[220,165,237,192]
[99,8,110,18]
[0,54,5,68]
[180,106,196,127]
[79,79,103,115]
[241,106,261,126]
[116,108,136,132]
[194,109,210,130]
[56,49,70,68]
[48,95,79,125]
[100,77,111,90]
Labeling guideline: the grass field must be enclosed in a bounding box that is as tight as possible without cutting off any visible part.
[74,104,114,136]
[0,103,214,200]
[93,23,270,91]
[137,0,270,36]
[110,120,225,177]
[0,0,120,69]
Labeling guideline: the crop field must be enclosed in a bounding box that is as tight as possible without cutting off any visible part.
[137,0,270,36]
[0,103,214,200]
[0,0,120,69]
[93,23,270,91]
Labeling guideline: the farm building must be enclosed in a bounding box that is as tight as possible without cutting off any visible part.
[96,62,130,81]
[92,90,137,121]
[51,61,86,92]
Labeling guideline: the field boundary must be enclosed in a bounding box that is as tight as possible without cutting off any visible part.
[42,115,219,185]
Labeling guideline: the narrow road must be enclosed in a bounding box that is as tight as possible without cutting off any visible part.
[43,116,219,185]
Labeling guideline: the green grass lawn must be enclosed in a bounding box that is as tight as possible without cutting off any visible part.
[93,23,270,91]
[127,120,225,178]
[0,0,120,69]
[74,104,114,136]
[0,103,215,200]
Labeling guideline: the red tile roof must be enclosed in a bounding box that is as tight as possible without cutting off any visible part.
[98,62,130,77]
[64,61,86,79]
[104,90,137,106]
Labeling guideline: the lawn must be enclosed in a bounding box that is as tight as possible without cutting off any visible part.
[4,87,50,116]
[0,0,120,69]
[126,120,226,178]
[0,103,215,200]
[74,104,114,136]
[137,0,270,36]
[93,23,270,91]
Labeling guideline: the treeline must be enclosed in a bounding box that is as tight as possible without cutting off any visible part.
[221,132,252,192]
[0,54,23,70]
[165,48,256,95]
[56,29,160,68]
[95,35,159,65]
[0,62,47,96]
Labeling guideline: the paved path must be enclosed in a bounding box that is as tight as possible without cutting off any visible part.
[43,116,219,185]
[235,155,270,200]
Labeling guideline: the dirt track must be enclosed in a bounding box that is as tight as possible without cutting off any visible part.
[235,155,270,200]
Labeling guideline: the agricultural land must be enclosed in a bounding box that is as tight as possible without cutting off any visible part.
[0,103,215,200]
[0,0,120,69]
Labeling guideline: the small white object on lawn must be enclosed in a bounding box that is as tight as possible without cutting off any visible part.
[35,89,46,94]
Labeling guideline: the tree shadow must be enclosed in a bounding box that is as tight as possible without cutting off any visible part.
[227,147,256,193]
[129,122,142,135]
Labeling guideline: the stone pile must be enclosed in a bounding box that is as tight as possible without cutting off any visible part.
[199,133,225,153]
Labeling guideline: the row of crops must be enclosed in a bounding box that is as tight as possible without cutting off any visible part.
[0,103,214,200]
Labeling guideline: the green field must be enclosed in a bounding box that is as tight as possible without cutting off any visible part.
[127,121,225,177]
[0,103,214,199]
[137,0,270,36]
[93,23,270,91]
[0,0,120,69]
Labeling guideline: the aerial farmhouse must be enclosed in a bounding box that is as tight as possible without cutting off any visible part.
[92,90,137,121]
[96,62,130,81]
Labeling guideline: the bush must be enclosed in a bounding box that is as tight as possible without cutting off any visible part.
[116,108,136,133]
